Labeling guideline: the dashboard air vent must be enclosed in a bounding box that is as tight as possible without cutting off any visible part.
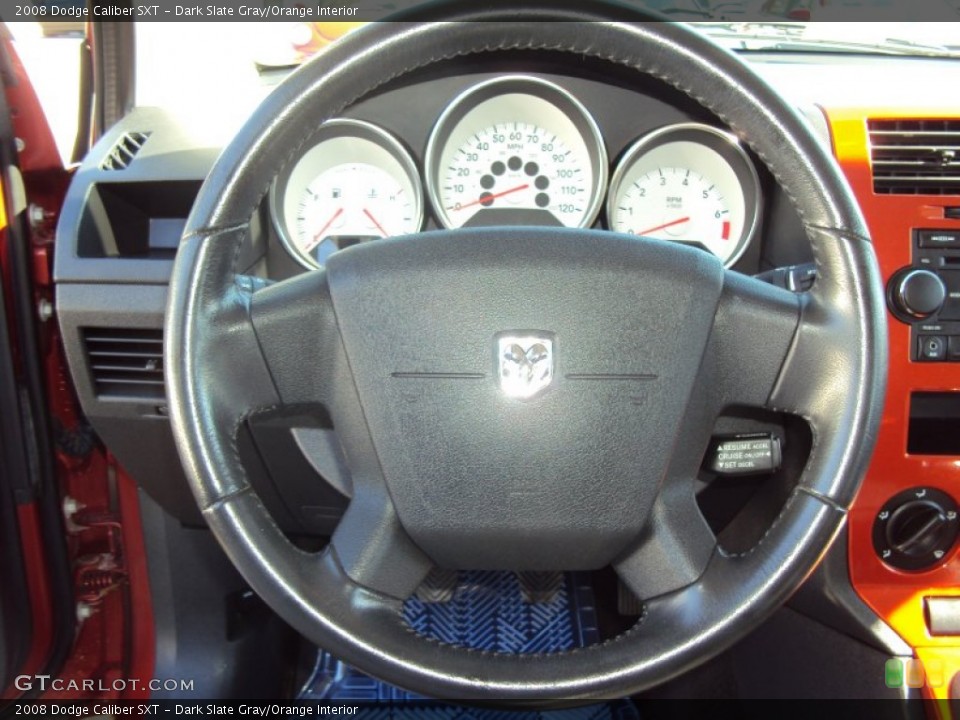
[82,327,164,400]
[99,131,151,171]
[868,119,960,195]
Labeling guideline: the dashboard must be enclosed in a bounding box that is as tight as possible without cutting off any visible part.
[53,58,812,530]
[50,47,960,702]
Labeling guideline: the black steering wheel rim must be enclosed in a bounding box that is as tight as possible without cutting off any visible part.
[165,15,887,700]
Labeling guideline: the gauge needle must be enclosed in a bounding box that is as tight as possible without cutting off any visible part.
[451,183,530,211]
[309,207,344,249]
[363,208,389,237]
[635,216,690,236]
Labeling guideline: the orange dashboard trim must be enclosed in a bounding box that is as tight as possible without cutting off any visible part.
[825,106,960,706]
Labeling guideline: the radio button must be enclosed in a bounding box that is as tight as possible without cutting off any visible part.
[918,230,960,249]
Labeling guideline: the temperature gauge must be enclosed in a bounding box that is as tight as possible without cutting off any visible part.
[271,119,423,268]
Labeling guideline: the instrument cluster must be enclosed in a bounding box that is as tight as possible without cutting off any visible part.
[270,75,762,270]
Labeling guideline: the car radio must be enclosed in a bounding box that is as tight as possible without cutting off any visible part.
[887,229,960,362]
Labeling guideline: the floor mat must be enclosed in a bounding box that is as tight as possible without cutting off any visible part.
[297,570,638,718]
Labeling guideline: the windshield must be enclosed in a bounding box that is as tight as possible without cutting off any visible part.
[698,22,960,57]
[236,19,960,72]
[11,10,960,161]
[128,16,960,143]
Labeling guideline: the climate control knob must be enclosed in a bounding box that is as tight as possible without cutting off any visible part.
[886,500,950,556]
[890,269,946,320]
[873,487,959,572]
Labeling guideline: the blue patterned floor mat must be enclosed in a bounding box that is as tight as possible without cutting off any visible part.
[297,570,638,718]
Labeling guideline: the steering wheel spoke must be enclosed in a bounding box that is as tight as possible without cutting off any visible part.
[248,267,436,598]
[330,482,433,601]
[614,473,716,601]
[704,270,803,414]
[617,269,813,602]
[249,269,346,408]
[639,484,846,644]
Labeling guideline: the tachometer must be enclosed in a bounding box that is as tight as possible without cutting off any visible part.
[270,119,423,269]
[607,123,761,267]
[425,76,607,229]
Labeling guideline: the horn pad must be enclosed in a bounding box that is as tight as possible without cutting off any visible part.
[326,228,724,569]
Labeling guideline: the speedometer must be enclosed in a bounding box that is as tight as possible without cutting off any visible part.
[425,76,607,229]
[607,123,761,267]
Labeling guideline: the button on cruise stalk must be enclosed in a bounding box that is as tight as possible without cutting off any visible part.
[707,433,782,476]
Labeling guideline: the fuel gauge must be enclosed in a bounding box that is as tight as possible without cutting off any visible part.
[271,119,423,268]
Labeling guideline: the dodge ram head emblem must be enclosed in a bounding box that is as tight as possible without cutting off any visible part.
[498,335,554,398]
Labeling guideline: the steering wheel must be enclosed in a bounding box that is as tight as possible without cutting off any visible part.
[165,12,886,700]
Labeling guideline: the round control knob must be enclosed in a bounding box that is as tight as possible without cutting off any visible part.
[892,269,946,319]
[873,487,959,572]
[886,500,950,557]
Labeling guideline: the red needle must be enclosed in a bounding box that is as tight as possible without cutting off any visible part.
[363,208,389,237]
[309,207,343,249]
[635,216,690,236]
[451,183,530,212]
